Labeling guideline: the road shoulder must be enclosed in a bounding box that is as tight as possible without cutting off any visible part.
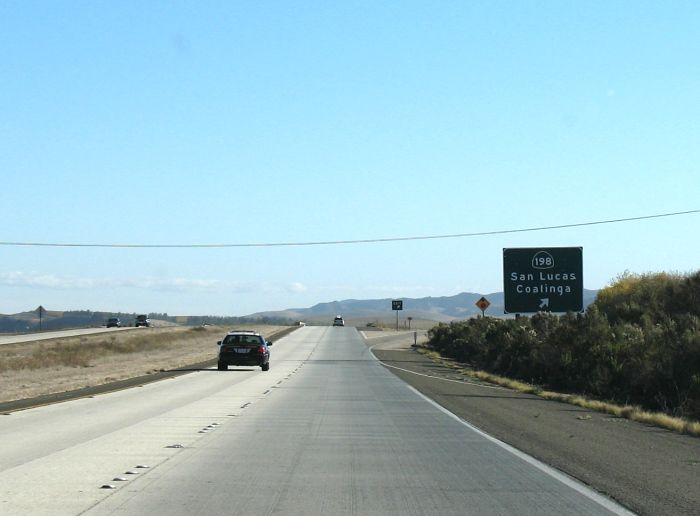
[371,345,700,516]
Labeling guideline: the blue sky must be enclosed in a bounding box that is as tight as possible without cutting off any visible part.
[1,1,698,316]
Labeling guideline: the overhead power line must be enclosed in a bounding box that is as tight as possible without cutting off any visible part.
[1,209,698,249]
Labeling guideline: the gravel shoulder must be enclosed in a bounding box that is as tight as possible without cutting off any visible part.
[368,334,700,516]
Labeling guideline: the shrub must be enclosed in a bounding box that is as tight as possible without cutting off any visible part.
[426,270,700,419]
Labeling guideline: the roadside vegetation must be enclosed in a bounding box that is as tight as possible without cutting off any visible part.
[0,325,289,403]
[0,326,225,372]
[424,270,700,433]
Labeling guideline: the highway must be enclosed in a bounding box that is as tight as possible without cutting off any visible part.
[0,326,132,346]
[0,326,631,515]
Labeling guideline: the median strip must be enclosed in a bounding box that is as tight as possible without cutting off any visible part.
[0,326,299,413]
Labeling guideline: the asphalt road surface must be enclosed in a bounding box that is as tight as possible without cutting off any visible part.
[0,326,631,515]
[368,332,700,516]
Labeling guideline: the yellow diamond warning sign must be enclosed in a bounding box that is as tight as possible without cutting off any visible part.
[475,297,490,312]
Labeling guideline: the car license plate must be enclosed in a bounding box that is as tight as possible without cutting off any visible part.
[234,348,250,353]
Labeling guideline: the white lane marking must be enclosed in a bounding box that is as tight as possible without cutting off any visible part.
[368,342,506,391]
[367,343,636,516]
[380,359,508,391]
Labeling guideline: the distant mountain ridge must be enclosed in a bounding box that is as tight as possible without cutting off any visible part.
[1,289,599,333]
[250,289,599,323]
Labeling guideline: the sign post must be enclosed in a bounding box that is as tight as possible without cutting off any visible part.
[475,296,490,317]
[391,300,403,331]
[503,247,583,314]
[37,305,45,332]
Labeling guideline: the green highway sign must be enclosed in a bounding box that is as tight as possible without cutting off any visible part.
[503,247,583,314]
[392,300,403,311]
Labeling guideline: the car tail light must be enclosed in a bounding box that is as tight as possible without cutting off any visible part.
[258,346,266,354]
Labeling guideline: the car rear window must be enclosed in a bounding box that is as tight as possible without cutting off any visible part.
[223,335,262,346]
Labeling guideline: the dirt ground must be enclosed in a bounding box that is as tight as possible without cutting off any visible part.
[0,325,285,403]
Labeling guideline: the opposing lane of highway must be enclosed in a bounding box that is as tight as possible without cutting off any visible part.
[0,327,630,515]
[0,327,133,346]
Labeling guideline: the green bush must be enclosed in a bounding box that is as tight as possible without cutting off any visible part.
[426,271,700,419]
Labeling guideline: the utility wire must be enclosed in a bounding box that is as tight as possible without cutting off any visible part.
[0,209,698,249]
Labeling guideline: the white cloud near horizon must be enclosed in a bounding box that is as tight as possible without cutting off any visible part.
[0,272,458,303]
[314,284,445,295]
[0,272,241,292]
[286,282,308,293]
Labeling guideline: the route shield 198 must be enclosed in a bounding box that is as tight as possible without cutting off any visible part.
[503,247,583,314]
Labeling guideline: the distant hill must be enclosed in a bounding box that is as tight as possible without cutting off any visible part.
[248,289,599,324]
[1,289,599,333]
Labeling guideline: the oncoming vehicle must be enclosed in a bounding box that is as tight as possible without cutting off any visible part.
[106,317,121,328]
[333,315,345,326]
[217,330,272,371]
[135,314,151,327]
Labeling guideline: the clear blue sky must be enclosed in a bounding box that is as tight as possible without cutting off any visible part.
[1,1,698,316]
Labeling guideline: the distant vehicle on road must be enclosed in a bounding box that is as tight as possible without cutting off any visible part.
[106,317,121,328]
[217,330,272,371]
[333,315,345,327]
[135,315,151,327]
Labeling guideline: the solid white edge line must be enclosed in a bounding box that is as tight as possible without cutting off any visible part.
[367,341,636,516]
[365,339,506,391]
[379,360,507,391]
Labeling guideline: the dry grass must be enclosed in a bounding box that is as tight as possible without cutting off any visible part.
[0,325,287,403]
[0,326,204,372]
[415,346,700,438]
[419,349,443,361]
[364,319,440,331]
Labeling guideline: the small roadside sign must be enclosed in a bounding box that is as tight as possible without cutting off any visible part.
[392,300,403,331]
[475,297,490,311]
[36,305,45,331]
[475,297,490,316]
